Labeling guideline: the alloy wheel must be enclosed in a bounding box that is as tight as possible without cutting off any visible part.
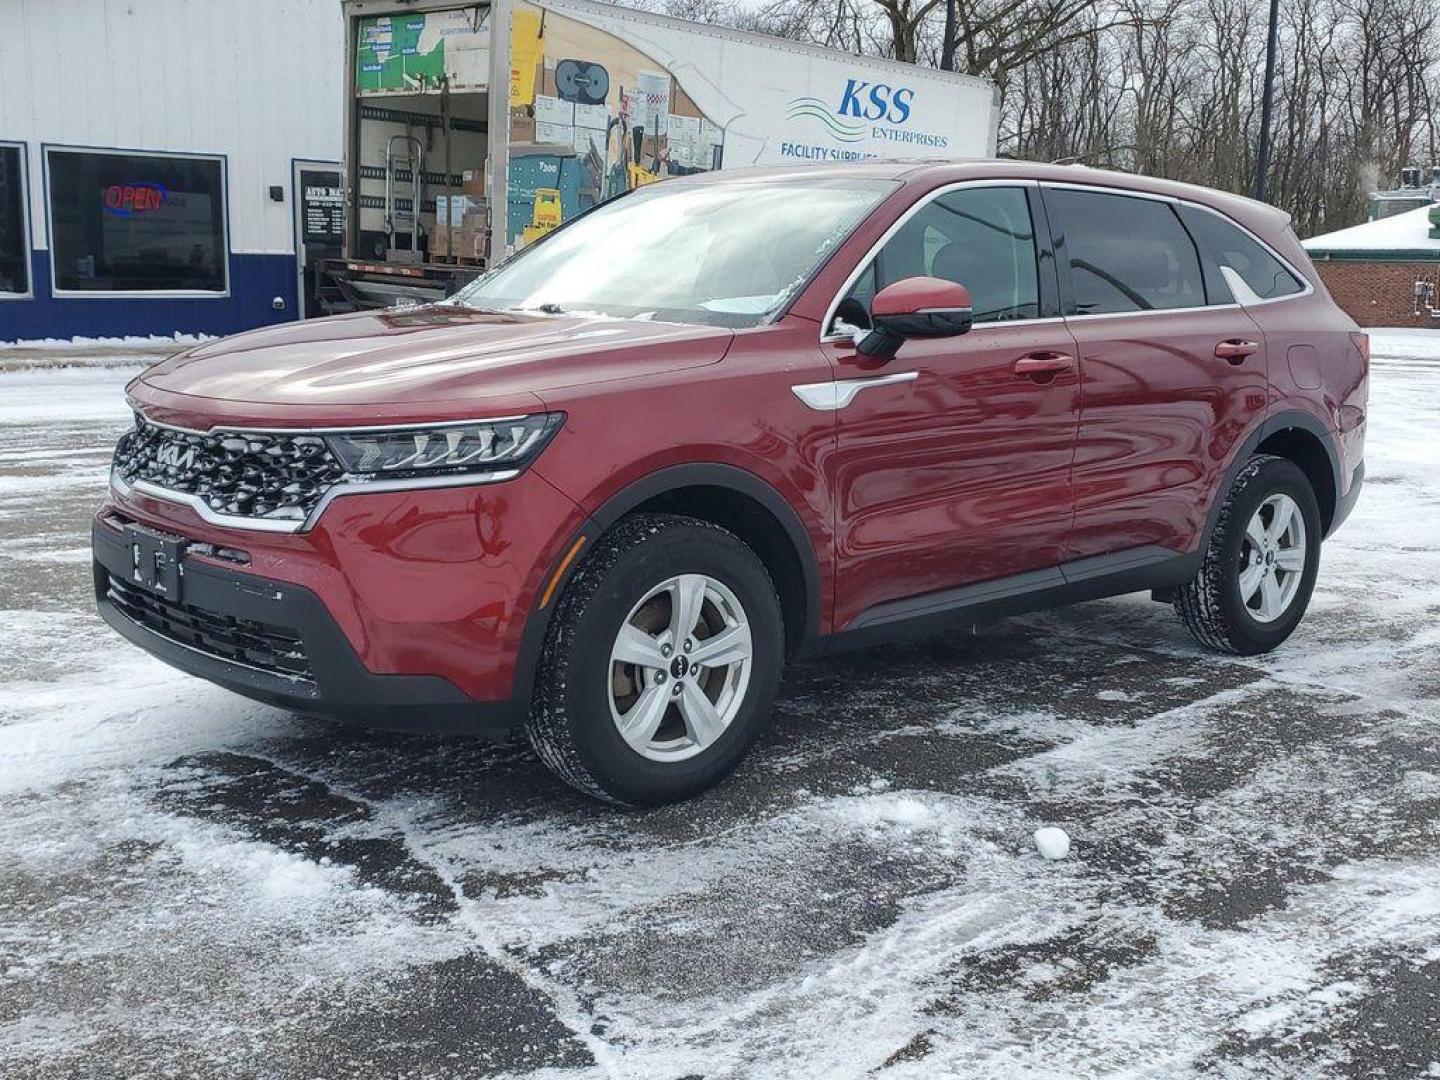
[1239,492,1307,623]
[607,574,754,762]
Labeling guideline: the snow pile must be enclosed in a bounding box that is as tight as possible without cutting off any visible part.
[1033,826,1071,860]
[0,366,137,426]
[1367,326,1440,361]
[1303,204,1438,252]
[0,332,211,351]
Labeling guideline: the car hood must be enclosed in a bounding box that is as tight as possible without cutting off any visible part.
[133,305,734,426]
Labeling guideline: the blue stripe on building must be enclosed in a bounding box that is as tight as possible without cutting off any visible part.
[1,251,297,342]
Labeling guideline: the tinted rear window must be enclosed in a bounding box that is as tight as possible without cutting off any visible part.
[1049,188,1204,315]
[1177,204,1305,302]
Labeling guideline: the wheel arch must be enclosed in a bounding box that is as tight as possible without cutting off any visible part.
[1255,425,1337,534]
[586,464,823,662]
[522,464,824,686]
[1203,410,1341,548]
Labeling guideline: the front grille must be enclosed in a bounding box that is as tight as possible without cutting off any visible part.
[113,418,346,523]
[106,573,314,683]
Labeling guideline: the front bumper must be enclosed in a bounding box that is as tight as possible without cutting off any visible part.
[93,517,520,733]
[92,457,589,733]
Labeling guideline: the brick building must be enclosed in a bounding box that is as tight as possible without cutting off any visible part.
[1303,204,1440,328]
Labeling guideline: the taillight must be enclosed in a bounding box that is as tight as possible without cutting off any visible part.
[1350,331,1370,372]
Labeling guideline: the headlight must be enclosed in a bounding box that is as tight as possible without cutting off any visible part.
[324,413,563,479]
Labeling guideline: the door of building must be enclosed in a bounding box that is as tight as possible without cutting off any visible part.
[293,160,343,319]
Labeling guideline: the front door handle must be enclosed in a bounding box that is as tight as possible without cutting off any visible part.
[1216,339,1260,363]
[1013,351,1074,382]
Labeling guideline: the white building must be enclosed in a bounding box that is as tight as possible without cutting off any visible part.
[0,0,344,342]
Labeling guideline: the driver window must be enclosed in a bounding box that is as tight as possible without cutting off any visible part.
[832,186,1040,333]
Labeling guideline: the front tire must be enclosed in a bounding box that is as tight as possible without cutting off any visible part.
[526,513,784,806]
[1173,454,1322,655]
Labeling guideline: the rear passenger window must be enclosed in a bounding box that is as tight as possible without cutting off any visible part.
[1177,205,1305,302]
[1048,188,1204,315]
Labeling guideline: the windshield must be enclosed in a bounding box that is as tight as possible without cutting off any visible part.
[453,178,895,328]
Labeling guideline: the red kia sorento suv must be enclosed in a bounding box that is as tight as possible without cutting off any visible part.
[94,162,1367,805]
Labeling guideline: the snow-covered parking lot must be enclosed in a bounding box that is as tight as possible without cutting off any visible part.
[2,335,1438,1079]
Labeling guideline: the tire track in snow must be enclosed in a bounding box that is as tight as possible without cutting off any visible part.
[203,747,622,1074]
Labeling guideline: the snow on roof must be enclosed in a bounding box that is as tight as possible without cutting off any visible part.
[1303,204,1440,252]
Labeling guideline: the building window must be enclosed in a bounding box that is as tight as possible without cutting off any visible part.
[46,148,227,294]
[0,144,29,296]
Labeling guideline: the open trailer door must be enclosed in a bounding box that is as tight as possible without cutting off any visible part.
[331,0,498,309]
[334,0,998,304]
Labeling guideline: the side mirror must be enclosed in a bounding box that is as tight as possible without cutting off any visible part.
[857,276,974,361]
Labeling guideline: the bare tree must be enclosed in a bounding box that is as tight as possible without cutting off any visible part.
[942,0,1121,84]
[655,0,1440,233]
[874,0,945,61]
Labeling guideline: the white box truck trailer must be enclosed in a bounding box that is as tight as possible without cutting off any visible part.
[323,0,999,309]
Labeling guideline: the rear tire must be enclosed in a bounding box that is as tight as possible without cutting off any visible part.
[526,513,784,806]
[1173,454,1321,655]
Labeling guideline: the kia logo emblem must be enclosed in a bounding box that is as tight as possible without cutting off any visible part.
[155,442,197,470]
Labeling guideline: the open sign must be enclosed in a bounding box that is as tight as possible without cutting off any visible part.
[102,182,169,216]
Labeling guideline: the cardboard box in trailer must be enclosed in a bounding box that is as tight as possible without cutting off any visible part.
[323,0,998,310]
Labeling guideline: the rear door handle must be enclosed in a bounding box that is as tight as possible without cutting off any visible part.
[1215,339,1260,363]
[1013,351,1074,382]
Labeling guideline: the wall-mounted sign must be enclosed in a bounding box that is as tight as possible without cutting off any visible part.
[300,170,344,245]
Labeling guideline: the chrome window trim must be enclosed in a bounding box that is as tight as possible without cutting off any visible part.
[1061,303,1244,323]
[819,176,1314,342]
[1043,180,1315,310]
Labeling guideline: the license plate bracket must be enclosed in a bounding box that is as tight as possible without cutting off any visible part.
[123,523,185,601]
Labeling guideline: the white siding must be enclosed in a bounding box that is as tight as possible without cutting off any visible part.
[0,0,344,255]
